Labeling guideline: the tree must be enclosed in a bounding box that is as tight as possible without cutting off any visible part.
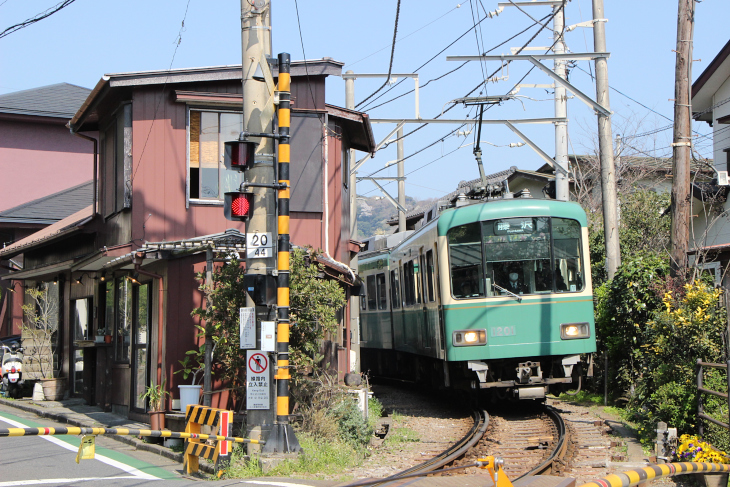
[22,286,59,379]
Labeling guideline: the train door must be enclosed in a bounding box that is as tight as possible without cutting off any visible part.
[389,266,401,351]
[419,252,429,352]
[424,248,438,356]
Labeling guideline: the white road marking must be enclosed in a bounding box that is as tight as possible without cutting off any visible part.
[0,414,160,481]
[0,476,140,486]
[242,482,317,487]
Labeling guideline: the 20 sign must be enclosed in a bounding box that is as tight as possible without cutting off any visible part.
[246,232,272,259]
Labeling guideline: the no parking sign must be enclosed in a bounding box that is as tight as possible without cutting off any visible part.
[246,350,270,410]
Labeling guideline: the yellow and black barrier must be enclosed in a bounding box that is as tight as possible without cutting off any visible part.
[579,462,730,487]
[0,425,261,445]
[184,404,233,474]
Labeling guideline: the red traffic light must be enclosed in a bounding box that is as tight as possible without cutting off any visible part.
[224,140,256,170]
[224,192,253,221]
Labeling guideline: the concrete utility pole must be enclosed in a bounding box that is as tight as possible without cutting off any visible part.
[241,0,275,443]
[670,0,695,276]
[592,0,620,279]
[553,3,570,202]
[397,127,406,231]
[345,71,361,372]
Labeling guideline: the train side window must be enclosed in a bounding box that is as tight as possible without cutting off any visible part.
[448,222,485,299]
[426,250,435,302]
[390,269,401,309]
[366,275,377,310]
[415,258,423,304]
[403,260,415,306]
[376,273,387,309]
[552,218,584,292]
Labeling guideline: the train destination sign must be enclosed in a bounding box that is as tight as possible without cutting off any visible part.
[246,350,270,410]
[493,218,535,235]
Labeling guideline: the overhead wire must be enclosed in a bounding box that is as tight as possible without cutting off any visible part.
[0,0,76,39]
[348,3,462,68]
[355,0,402,109]
[360,5,565,196]
[131,0,192,184]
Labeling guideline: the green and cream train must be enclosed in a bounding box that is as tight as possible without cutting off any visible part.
[358,196,596,400]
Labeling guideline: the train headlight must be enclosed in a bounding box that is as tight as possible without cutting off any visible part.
[453,329,487,347]
[560,322,590,339]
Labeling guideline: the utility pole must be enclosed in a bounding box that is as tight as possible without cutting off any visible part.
[592,0,620,279]
[397,127,406,232]
[553,3,570,202]
[345,71,361,372]
[240,0,276,445]
[670,0,695,276]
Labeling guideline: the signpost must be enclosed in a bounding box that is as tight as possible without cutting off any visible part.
[239,307,256,349]
[246,350,270,410]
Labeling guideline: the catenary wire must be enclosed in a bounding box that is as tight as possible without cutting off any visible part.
[355,0,402,109]
[348,4,462,69]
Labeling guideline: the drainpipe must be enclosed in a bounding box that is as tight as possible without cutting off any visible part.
[72,132,98,215]
[133,253,165,395]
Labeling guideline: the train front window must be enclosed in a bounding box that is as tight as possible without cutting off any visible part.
[478,216,583,296]
[448,222,485,299]
[552,218,584,293]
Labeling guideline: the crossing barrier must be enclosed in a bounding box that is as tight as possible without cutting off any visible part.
[0,425,258,444]
[183,404,234,474]
[579,462,730,487]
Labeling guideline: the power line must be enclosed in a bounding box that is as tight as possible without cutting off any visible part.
[0,0,76,39]
[347,3,462,69]
[293,0,318,111]
[355,0,402,109]
[131,0,192,185]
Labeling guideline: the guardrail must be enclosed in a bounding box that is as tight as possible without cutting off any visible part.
[695,359,730,436]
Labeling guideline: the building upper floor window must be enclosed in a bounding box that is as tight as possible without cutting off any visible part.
[189,109,243,202]
[101,104,132,217]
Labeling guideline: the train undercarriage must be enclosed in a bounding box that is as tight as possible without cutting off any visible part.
[361,348,592,400]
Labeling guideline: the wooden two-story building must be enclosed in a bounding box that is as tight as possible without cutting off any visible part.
[0,60,373,421]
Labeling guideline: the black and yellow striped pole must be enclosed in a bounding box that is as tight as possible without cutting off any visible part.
[262,52,300,454]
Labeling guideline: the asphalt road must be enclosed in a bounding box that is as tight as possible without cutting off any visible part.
[0,403,338,487]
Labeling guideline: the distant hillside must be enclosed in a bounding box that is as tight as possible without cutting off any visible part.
[355,195,436,240]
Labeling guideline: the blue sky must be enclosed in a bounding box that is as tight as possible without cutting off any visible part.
[1,0,726,200]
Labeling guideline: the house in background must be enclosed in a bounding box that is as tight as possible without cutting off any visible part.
[690,38,730,281]
[0,60,374,421]
[0,83,94,338]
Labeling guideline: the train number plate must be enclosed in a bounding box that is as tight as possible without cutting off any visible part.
[491,326,516,337]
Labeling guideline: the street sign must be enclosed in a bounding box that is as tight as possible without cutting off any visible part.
[246,232,273,259]
[246,350,270,410]
[239,307,256,349]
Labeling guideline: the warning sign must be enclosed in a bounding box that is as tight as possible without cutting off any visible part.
[246,350,270,410]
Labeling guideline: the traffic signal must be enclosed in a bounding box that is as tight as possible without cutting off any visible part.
[224,191,253,221]
[224,140,256,170]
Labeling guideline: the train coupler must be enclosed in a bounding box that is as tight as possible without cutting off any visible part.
[516,361,542,384]
[477,456,514,487]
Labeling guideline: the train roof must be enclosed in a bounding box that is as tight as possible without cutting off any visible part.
[436,198,588,234]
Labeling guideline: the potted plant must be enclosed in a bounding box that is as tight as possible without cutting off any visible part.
[174,341,214,412]
[21,286,65,401]
[139,379,170,430]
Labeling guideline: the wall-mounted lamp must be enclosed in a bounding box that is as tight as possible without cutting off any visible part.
[128,272,141,286]
[75,273,90,285]
[52,277,58,285]
[100,272,106,282]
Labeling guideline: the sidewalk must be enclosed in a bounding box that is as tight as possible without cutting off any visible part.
[0,396,185,465]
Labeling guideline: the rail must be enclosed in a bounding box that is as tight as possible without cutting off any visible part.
[695,359,730,435]
[517,404,569,478]
[343,409,490,487]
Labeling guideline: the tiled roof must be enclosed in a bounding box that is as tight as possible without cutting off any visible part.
[0,181,93,224]
[0,205,94,258]
[0,83,91,119]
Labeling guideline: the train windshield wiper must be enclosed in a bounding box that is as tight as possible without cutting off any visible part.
[492,283,522,302]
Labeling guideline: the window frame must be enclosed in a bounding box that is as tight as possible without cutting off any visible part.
[187,107,244,206]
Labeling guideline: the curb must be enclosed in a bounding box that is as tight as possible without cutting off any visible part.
[0,397,217,474]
